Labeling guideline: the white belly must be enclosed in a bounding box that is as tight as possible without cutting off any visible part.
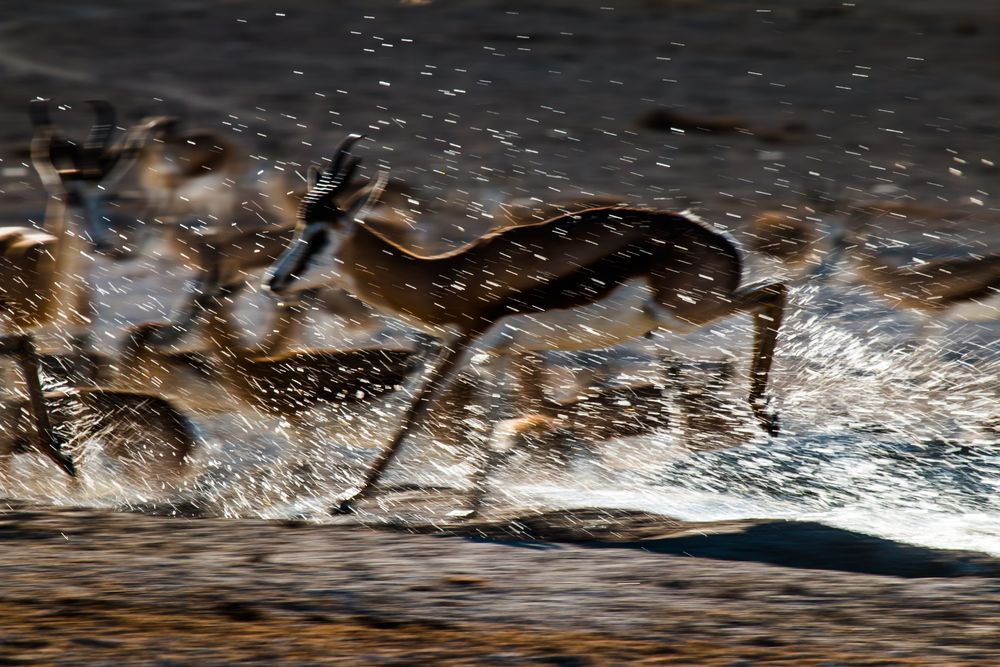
[944,291,1000,322]
[476,278,693,354]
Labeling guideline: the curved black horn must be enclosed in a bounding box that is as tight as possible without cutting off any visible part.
[297,134,367,221]
[339,156,362,187]
[327,132,365,177]
[28,99,54,129]
[28,99,78,188]
[84,99,117,152]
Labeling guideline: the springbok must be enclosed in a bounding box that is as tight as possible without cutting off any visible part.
[512,353,747,448]
[3,102,200,480]
[265,134,788,512]
[28,100,153,373]
[743,210,826,272]
[839,202,1000,322]
[134,115,246,223]
[457,352,749,513]
[747,198,1000,323]
[121,284,422,466]
[0,387,197,487]
[0,222,197,481]
[0,226,74,475]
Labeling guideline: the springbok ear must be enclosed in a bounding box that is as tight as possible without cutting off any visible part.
[84,100,116,153]
[344,170,389,223]
[307,164,321,190]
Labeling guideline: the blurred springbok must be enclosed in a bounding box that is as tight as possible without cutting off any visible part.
[0,218,197,482]
[746,191,1000,324]
[28,99,156,375]
[0,226,74,475]
[465,353,748,513]
[115,112,439,351]
[265,134,787,511]
[122,285,420,422]
[120,283,422,474]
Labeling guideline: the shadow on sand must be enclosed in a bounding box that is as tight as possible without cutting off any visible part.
[448,508,1000,579]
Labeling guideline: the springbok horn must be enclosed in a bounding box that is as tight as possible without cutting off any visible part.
[298,135,367,220]
[328,132,365,175]
[314,133,366,193]
[351,169,390,223]
[84,100,116,154]
[338,156,362,190]
[306,164,322,190]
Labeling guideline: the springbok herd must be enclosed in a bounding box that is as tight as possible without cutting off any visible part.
[1,101,998,513]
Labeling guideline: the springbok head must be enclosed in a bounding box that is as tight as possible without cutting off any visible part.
[29,99,154,257]
[264,134,387,298]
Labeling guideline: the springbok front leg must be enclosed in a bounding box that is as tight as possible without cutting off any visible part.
[0,335,76,476]
[462,351,555,517]
[333,323,490,513]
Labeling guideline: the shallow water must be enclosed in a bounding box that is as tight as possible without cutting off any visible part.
[6,279,1000,557]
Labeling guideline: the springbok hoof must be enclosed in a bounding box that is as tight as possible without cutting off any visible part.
[43,445,77,478]
[761,410,780,437]
[751,400,780,437]
[330,487,362,515]
[59,452,78,478]
[330,500,356,515]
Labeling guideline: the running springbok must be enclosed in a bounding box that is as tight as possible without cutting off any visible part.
[460,352,750,514]
[121,285,422,484]
[0,386,198,487]
[134,115,246,223]
[265,134,788,512]
[747,197,1000,323]
[122,287,420,422]
[0,226,73,475]
[840,202,1000,322]
[0,222,197,481]
[29,99,156,377]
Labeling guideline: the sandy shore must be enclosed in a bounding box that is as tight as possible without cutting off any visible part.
[0,499,997,665]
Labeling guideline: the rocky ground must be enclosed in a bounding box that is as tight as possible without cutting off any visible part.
[2,1,1000,664]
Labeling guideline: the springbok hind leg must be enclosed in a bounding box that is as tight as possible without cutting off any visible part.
[734,282,787,435]
[465,351,555,517]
